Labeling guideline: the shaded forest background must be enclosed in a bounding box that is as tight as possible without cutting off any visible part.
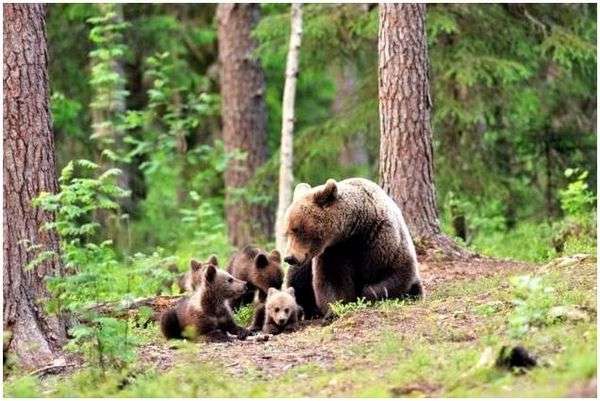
[47,3,596,265]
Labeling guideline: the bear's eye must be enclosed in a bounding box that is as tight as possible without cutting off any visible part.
[274,307,280,313]
[284,308,289,314]
[291,227,300,234]
[228,278,233,284]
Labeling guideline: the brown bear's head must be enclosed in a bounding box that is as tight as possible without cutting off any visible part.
[252,249,284,294]
[188,255,219,291]
[283,179,341,266]
[265,287,298,327]
[191,256,247,299]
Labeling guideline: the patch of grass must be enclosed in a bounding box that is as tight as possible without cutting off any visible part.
[233,304,255,327]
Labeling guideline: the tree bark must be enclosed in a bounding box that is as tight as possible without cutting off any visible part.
[3,4,67,369]
[217,4,271,247]
[378,4,471,259]
[275,3,303,253]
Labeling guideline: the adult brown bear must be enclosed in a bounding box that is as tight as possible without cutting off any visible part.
[283,178,423,317]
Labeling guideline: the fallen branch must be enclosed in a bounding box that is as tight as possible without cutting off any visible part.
[81,295,183,322]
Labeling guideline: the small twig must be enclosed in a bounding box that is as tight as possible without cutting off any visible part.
[29,362,75,377]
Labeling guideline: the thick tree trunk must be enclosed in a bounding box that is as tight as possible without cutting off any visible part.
[3,4,67,369]
[217,4,271,247]
[275,3,303,253]
[378,4,471,259]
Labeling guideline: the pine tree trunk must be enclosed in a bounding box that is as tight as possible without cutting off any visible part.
[3,3,67,369]
[275,3,303,253]
[378,4,471,259]
[217,4,271,247]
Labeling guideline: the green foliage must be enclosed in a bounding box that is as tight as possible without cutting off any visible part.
[507,275,556,338]
[67,317,137,372]
[87,4,130,149]
[559,168,596,220]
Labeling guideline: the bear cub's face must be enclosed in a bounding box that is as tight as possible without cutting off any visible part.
[284,179,339,266]
[253,250,284,293]
[265,287,298,327]
[191,257,247,299]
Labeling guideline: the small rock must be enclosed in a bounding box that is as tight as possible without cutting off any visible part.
[496,345,537,372]
[548,305,590,323]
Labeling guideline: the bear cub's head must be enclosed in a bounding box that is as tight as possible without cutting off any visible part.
[234,245,284,294]
[284,179,340,266]
[191,256,247,299]
[265,287,299,328]
[252,249,284,294]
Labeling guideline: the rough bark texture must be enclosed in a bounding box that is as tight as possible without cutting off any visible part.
[275,3,303,253]
[217,4,271,247]
[378,4,471,259]
[3,3,67,369]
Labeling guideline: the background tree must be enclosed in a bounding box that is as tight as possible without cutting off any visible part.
[3,4,67,368]
[217,4,271,247]
[275,3,303,253]
[378,3,468,257]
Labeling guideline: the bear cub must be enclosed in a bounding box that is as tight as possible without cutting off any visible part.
[160,257,251,341]
[227,245,284,310]
[252,287,303,335]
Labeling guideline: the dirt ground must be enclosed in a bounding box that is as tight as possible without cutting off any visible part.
[136,256,532,379]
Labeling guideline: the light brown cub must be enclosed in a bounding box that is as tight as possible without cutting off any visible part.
[251,287,303,335]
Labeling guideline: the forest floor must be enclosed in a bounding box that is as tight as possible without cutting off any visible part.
[6,254,597,397]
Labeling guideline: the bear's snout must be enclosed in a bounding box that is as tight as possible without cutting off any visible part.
[284,255,299,266]
[278,318,286,326]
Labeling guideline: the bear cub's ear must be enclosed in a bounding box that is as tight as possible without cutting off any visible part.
[285,287,296,297]
[190,259,203,272]
[267,287,279,297]
[293,183,311,202]
[314,179,338,207]
[204,264,217,283]
[254,253,269,269]
[207,254,219,266]
[269,249,281,263]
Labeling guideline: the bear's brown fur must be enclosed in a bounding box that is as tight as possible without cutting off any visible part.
[227,245,284,310]
[285,261,321,319]
[251,287,302,335]
[283,178,423,317]
[160,257,250,341]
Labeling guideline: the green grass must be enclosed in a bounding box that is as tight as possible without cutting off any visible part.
[5,254,596,397]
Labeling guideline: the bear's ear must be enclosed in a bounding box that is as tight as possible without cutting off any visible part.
[204,264,217,283]
[190,259,203,272]
[207,254,219,266]
[269,249,281,263]
[267,287,278,297]
[241,245,258,258]
[254,253,269,269]
[314,179,338,207]
[293,183,311,202]
[285,287,295,297]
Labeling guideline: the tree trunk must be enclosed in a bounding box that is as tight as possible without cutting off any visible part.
[217,4,271,247]
[3,4,67,369]
[378,4,471,259]
[333,63,369,168]
[275,3,303,253]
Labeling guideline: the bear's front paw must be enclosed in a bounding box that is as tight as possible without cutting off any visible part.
[320,311,338,326]
[236,328,251,340]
